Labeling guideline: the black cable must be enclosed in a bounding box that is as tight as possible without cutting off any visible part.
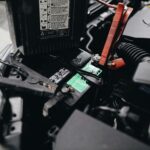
[0,55,101,85]
[76,68,101,80]
[49,55,102,84]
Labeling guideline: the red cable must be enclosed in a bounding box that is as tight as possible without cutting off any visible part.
[109,7,133,70]
[115,7,133,44]
[99,3,125,66]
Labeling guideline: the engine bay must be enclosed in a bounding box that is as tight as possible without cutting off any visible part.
[0,0,150,149]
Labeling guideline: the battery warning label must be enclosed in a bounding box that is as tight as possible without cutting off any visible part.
[39,0,70,32]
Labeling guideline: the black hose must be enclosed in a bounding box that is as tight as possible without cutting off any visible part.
[117,42,150,65]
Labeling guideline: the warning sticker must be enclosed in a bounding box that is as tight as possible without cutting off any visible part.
[39,0,70,31]
[67,74,90,93]
[82,61,102,76]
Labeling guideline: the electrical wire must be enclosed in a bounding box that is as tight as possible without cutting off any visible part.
[77,69,100,80]
[49,55,102,85]
[51,55,101,79]
[96,0,117,9]
[0,55,102,86]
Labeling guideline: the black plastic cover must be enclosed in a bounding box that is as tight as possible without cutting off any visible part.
[55,110,150,150]
[123,7,150,51]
